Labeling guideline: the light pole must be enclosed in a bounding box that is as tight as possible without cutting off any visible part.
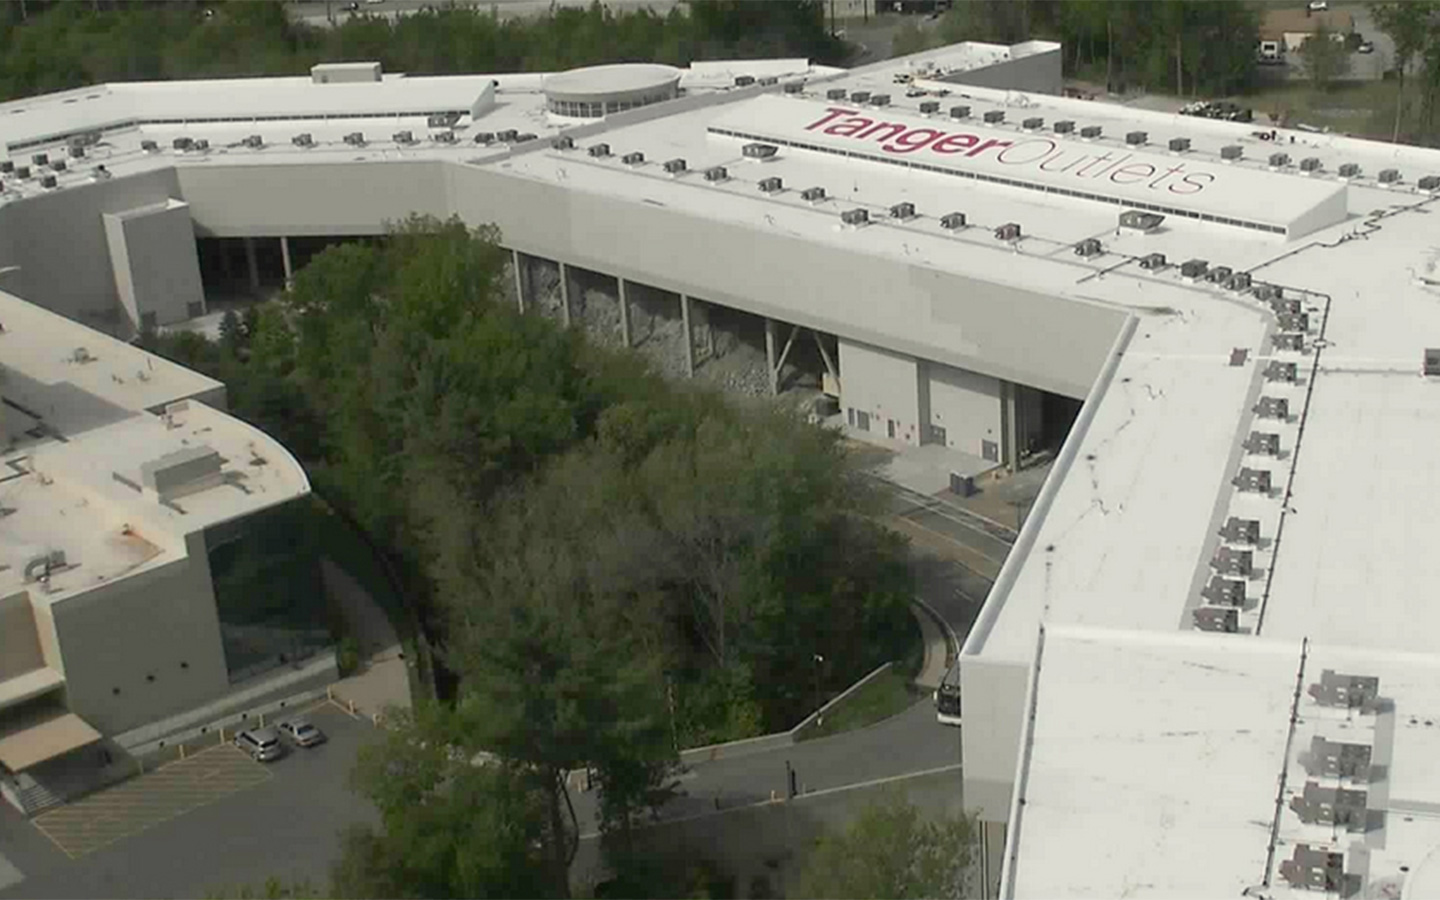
[813,653,825,717]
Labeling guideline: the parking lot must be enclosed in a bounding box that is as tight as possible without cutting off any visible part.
[0,702,382,899]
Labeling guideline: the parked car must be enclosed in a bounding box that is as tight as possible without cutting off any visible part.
[278,718,327,748]
[1358,41,1375,54]
[1308,0,1328,10]
[234,726,286,762]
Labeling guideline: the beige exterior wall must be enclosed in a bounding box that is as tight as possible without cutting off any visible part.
[926,361,1004,458]
[28,594,63,673]
[102,200,206,330]
[0,591,43,680]
[48,532,228,735]
[838,338,922,443]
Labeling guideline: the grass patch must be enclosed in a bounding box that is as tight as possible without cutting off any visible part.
[1228,79,1399,138]
[795,610,926,742]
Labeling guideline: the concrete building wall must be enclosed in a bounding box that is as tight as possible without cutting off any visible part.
[0,592,44,680]
[28,594,62,673]
[0,168,182,330]
[838,338,921,442]
[103,200,206,329]
[948,45,1063,96]
[960,655,1029,823]
[926,361,1003,458]
[49,533,228,735]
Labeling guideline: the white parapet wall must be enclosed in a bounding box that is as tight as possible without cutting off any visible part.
[102,198,205,330]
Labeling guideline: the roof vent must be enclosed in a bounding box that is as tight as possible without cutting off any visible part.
[1226,272,1252,291]
[950,105,971,119]
[588,142,610,157]
[890,201,915,219]
[39,173,56,188]
[994,222,1021,241]
[1278,312,1309,333]
[1119,210,1165,232]
[50,159,66,172]
[242,134,263,149]
[1193,607,1239,633]
[31,152,47,166]
[1022,117,1044,129]
[621,151,645,165]
[552,135,574,150]
[1420,175,1440,191]
[23,550,66,584]
[1221,145,1242,160]
[68,144,85,159]
[1168,137,1190,152]
[759,176,783,193]
[1204,265,1234,284]
[1,160,14,174]
[515,132,537,142]
[919,101,940,114]
[801,186,826,202]
[474,132,496,145]
[1254,397,1289,420]
[1138,252,1167,270]
[1126,131,1147,145]
[1202,576,1246,607]
[193,138,209,151]
[1229,348,1249,367]
[1053,120,1074,134]
[784,82,804,94]
[759,76,778,86]
[1245,432,1281,456]
[1337,162,1360,178]
[1221,517,1261,545]
[292,133,314,147]
[870,93,891,106]
[840,208,869,226]
[1079,125,1101,138]
[1269,152,1290,168]
[704,165,728,182]
[826,88,847,100]
[940,212,967,230]
[1299,157,1321,172]
[343,132,365,146]
[1280,844,1346,893]
[1074,238,1102,258]
[1271,298,1303,318]
[663,157,687,174]
[427,112,461,128]
[173,137,193,151]
[1378,168,1400,184]
[1309,669,1380,710]
[434,131,458,144]
[742,142,778,159]
[1212,545,1254,576]
[1179,259,1208,278]
[393,130,415,144]
[1253,284,1279,302]
[1266,361,1298,383]
[735,75,756,87]
[983,110,1004,124]
[14,166,29,180]
[1425,349,1440,377]
[497,129,519,142]
[1273,332,1304,352]
[849,91,871,103]
[71,346,94,363]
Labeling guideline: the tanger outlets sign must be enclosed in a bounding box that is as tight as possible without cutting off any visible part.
[805,107,1218,196]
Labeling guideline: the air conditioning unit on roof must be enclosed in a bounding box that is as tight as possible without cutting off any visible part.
[434,131,458,144]
[392,130,415,145]
[242,134,263,149]
[292,133,314,147]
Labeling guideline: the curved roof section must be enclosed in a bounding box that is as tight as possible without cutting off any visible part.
[543,63,681,101]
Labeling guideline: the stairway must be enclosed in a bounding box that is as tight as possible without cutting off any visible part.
[16,774,62,816]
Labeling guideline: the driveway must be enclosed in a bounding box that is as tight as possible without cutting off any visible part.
[0,704,382,899]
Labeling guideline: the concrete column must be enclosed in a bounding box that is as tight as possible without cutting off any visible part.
[765,317,778,396]
[1004,381,1020,473]
[219,239,234,281]
[703,301,715,360]
[680,293,695,377]
[280,236,293,289]
[558,261,571,327]
[243,237,260,294]
[512,250,526,313]
[618,277,631,347]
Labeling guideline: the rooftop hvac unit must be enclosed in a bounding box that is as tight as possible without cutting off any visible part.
[919,101,940,114]
[1425,348,1440,377]
[193,138,209,151]
[343,132,365,146]
[1179,259,1208,278]
[292,133,314,147]
[1233,468,1271,495]
[93,164,110,180]
[14,166,29,180]
[950,105,971,119]
[1126,131,1147,145]
[621,151,645,165]
[1053,120,1075,133]
[1309,669,1380,710]
[1273,332,1304,352]
[663,157,687,174]
[1280,844,1346,893]
[826,88,847,100]
[497,129,519,142]
[1074,238,1102,257]
[890,201,915,219]
[1305,736,1373,781]
[552,135,574,150]
[994,222,1021,241]
[1299,157,1321,172]
[39,174,57,189]
[1119,210,1165,232]
[515,133,537,142]
[1278,311,1309,332]
[1253,284,1278,302]
[1139,252,1167,270]
[32,152,47,166]
[1079,125,1101,138]
[801,186,826,201]
[704,165,728,182]
[742,143,779,159]
[587,142,610,157]
[474,132,496,145]
[141,139,158,152]
[1022,117,1044,129]
[784,82,804,94]
[1194,607,1239,633]
[1245,431,1281,456]
[1202,576,1247,607]
[849,91,871,103]
[735,75,756,87]
[1378,168,1400,183]
[173,137,194,151]
[983,110,1005,124]
[1221,145,1242,160]
[1221,517,1261,545]
[1420,175,1440,191]
[1229,348,1249,367]
[427,112,460,128]
[1213,545,1255,576]
[434,131,458,144]
[840,208,869,226]
[759,176,783,193]
[50,159,65,171]
[1168,137,1190,152]
[0,160,13,174]
[69,144,86,159]
[759,76,778,86]
[1266,360,1298,383]
[1289,781,1368,830]
[870,94,891,106]
[242,134,263,149]
[940,212,967,230]
[1226,272,1252,291]
[1204,265,1233,283]
[1271,297,1302,317]
[1255,396,1289,420]
[1338,162,1360,178]
[1269,152,1290,167]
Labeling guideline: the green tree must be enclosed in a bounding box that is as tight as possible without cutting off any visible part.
[1370,2,1440,141]
[1299,23,1352,91]
[892,18,938,57]
[793,795,978,900]
[205,876,325,899]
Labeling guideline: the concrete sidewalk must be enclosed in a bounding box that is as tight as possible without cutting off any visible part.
[320,559,413,721]
[911,602,952,691]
